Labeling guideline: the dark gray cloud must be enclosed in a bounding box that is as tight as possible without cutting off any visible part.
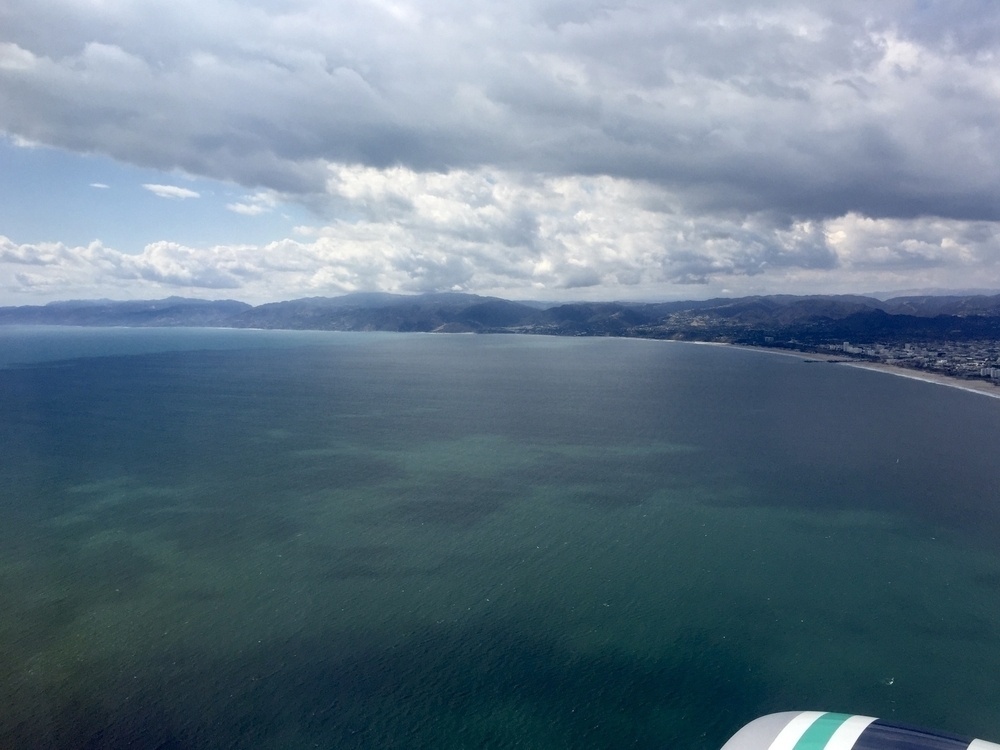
[4,0,1000,221]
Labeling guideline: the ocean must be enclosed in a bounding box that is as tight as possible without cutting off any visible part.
[1,327,999,749]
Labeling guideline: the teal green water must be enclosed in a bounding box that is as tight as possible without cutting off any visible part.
[1,329,999,749]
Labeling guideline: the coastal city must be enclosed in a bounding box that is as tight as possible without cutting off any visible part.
[809,340,1000,386]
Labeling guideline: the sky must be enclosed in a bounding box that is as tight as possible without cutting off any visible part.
[3,1,1000,304]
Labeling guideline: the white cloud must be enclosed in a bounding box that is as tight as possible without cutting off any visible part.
[826,214,999,271]
[115,241,253,288]
[226,191,279,216]
[227,202,267,216]
[143,183,200,200]
[5,1,1000,300]
[6,163,1000,303]
[90,182,110,189]
[0,42,36,72]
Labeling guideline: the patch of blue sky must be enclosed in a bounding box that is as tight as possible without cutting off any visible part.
[0,138,312,253]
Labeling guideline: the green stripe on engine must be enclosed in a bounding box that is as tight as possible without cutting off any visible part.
[792,713,854,750]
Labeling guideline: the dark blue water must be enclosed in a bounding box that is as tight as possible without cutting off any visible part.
[1,328,999,749]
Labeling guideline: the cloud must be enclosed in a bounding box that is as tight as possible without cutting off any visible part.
[0,41,35,71]
[226,191,279,216]
[0,235,254,295]
[6,167,1000,303]
[3,2,1000,222]
[116,241,252,288]
[227,202,267,216]
[142,183,200,200]
[4,1,1000,300]
[826,214,1000,272]
[89,182,109,189]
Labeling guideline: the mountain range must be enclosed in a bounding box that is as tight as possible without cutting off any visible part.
[4,292,1000,345]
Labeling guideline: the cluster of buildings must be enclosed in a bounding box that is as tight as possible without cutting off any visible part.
[825,340,1000,383]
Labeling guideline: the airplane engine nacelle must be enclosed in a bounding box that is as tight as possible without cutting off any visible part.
[721,712,1000,750]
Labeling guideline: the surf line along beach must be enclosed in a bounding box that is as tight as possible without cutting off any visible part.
[732,343,1000,401]
[836,360,1000,400]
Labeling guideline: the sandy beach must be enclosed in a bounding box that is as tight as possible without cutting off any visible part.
[733,344,1000,400]
[836,360,1000,400]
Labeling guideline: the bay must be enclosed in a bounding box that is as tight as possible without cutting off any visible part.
[1,329,999,749]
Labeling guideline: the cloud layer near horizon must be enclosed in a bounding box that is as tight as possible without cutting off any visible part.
[5,167,1000,302]
[4,0,1000,301]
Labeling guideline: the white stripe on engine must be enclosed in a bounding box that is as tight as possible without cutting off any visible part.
[767,711,826,750]
[824,715,877,750]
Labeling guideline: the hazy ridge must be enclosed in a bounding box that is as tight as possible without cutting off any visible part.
[5,292,1000,344]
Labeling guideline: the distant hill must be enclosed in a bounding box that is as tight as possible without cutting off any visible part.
[4,291,1000,344]
[230,293,539,332]
[880,294,1000,317]
[0,297,252,327]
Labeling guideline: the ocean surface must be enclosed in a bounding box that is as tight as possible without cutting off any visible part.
[1,327,999,749]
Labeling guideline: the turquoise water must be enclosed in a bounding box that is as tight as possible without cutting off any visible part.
[1,329,999,749]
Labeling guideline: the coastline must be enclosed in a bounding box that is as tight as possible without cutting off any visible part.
[836,360,1000,400]
[731,343,1000,400]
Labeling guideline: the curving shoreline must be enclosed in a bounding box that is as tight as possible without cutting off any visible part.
[836,360,1000,400]
[734,343,1000,400]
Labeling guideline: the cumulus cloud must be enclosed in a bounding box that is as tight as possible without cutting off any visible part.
[313,165,848,292]
[0,235,255,296]
[6,167,1000,303]
[142,183,200,199]
[5,0,1000,299]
